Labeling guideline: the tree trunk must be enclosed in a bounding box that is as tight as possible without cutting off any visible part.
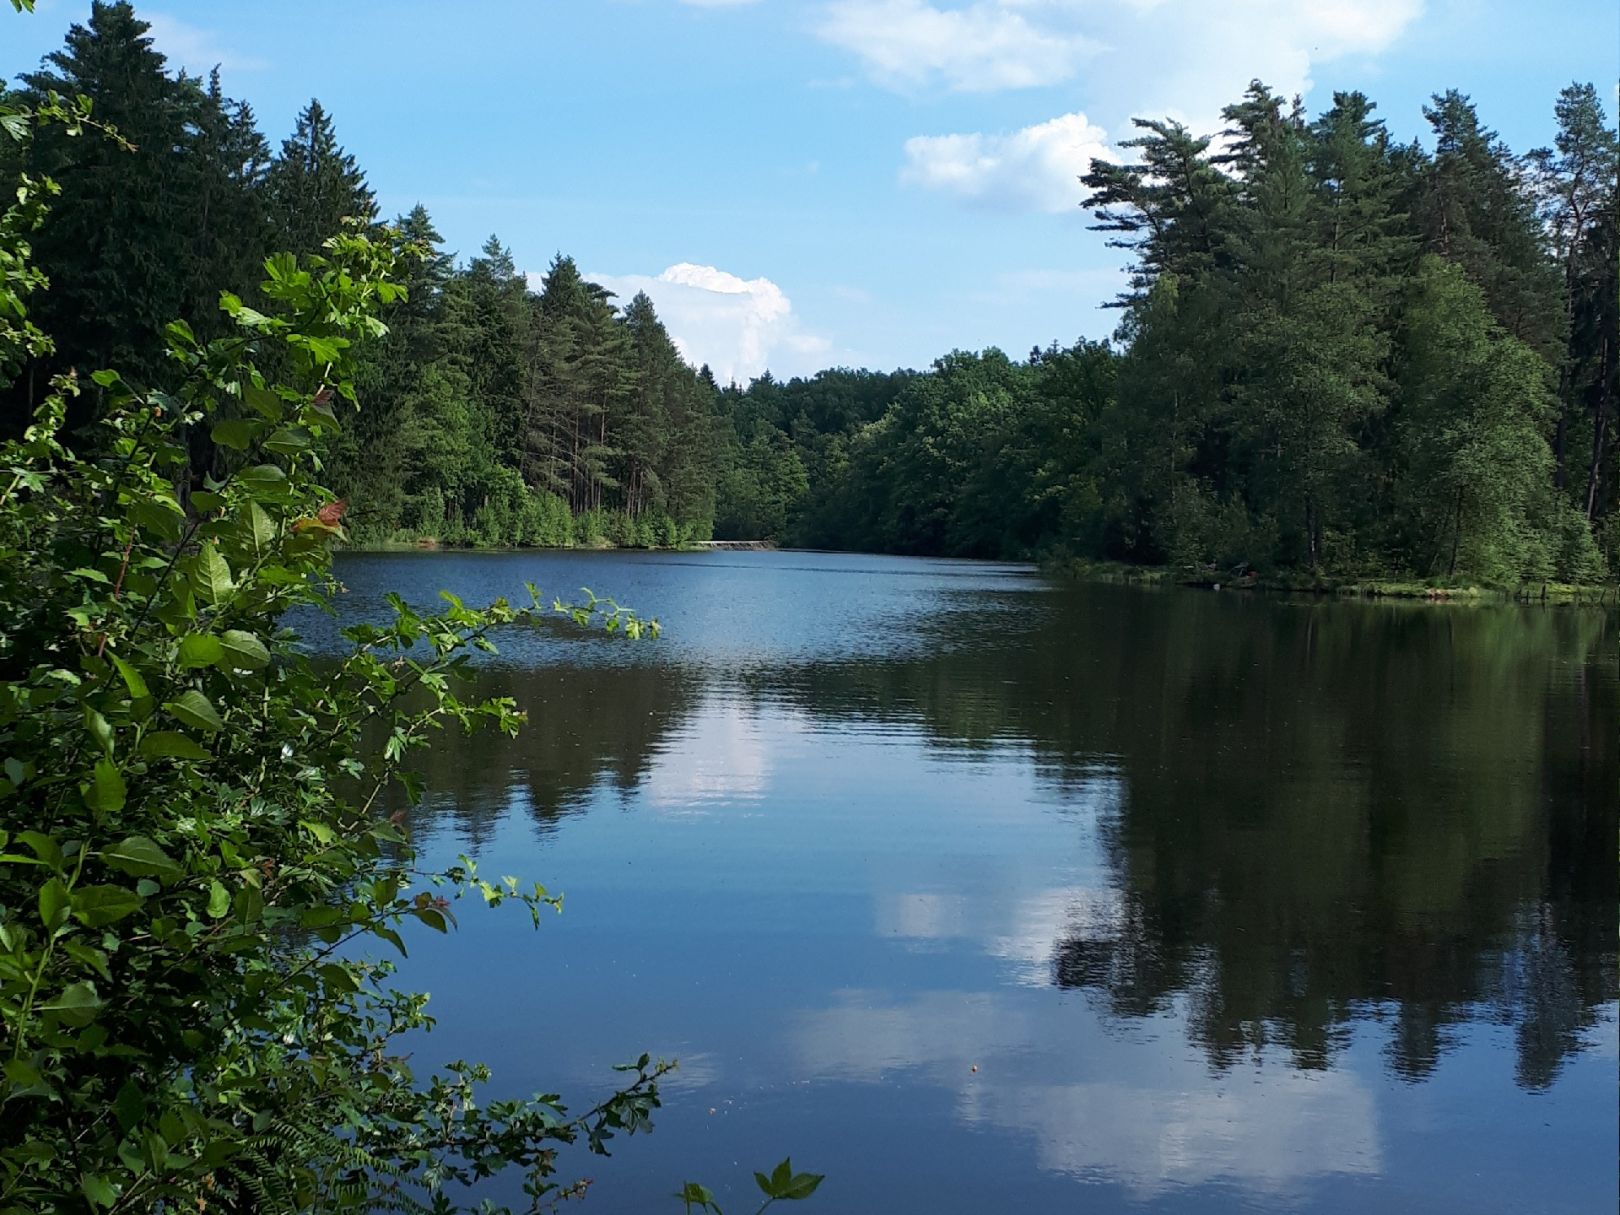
[1448,485,1464,576]
[1586,334,1614,521]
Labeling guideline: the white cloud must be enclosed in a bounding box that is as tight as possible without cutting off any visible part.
[901,110,1113,213]
[584,263,830,384]
[823,0,1425,161]
[816,0,1099,92]
[641,697,773,811]
[873,2,1424,215]
[790,989,1382,1197]
[144,12,267,75]
[1100,0,1425,135]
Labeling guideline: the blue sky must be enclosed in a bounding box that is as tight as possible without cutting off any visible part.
[6,0,1615,382]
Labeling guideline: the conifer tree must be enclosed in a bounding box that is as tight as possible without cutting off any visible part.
[10,2,224,398]
[1529,83,1618,490]
[267,98,376,256]
[1412,91,1561,359]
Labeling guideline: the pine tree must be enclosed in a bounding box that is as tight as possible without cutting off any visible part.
[1412,91,1561,360]
[1081,118,1236,302]
[460,235,530,473]
[10,2,221,398]
[620,291,675,517]
[266,99,376,256]
[181,69,272,344]
[1529,83,1618,490]
[333,205,457,538]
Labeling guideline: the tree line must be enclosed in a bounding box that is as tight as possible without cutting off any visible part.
[0,2,721,548]
[3,3,1616,582]
[716,83,1618,584]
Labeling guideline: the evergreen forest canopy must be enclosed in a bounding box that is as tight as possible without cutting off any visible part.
[3,2,1616,584]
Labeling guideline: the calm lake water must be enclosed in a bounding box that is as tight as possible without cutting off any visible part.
[320,550,1617,1214]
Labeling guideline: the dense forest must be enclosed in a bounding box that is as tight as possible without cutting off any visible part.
[3,3,1616,582]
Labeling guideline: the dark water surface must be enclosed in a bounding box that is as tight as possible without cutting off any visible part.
[323,550,1617,1214]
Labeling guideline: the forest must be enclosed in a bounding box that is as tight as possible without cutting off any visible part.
[2,3,1616,583]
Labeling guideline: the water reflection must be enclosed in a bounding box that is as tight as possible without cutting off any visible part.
[790,988,1383,1196]
[325,552,1616,1213]
[759,591,1617,1089]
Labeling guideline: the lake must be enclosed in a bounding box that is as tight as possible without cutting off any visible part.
[319,549,1617,1214]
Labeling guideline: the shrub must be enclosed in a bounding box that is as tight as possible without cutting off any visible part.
[0,84,817,1210]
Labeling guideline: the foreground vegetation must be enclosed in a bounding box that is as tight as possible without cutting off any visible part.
[0,5,826,1211]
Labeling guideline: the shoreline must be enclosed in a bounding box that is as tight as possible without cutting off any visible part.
[1052,558,1619,606]
[340,537,778,555]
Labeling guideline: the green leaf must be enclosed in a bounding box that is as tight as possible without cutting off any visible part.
[83,759,126,813]
[83,706,114,757]
[3,1059,56,1098]
[210,418,257,451]
[264,425,312,455]
[193,544,233,605]
[38,877,68,930]
[207,879,230,919]
[16,831,63,869]
[71,885,144,927]
[237,464,288,493]
[247,501,277,551]
[178,634,224,668]
[780,1173,824,1201]
[244,382,285,421]
[233,883,265,925]
[676,1182,719,1212]
[218,630,270,671]
[139,731,209,761]
[41,982,102,1027]
[164,690,223,733]
[114,1080,145,1131]
[102,836,183,884]
[109,654,149,701]
[130,497,184,541]
[412,906,448,933]
[755,1159,821,1201]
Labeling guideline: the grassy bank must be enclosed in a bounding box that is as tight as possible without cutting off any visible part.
[1054,558,1618,606]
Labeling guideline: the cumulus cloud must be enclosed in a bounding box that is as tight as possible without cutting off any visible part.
[144,12,267,75]
[585,263,830,384]
[865,1,1423,212]
[790,989,1382,1197]
[821,0,1424,147]
[901,111,1113,213]
[1100,0,1425,135]
[816,0,1098,92]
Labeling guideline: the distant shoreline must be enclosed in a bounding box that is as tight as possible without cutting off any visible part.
[1052,558,1619,607]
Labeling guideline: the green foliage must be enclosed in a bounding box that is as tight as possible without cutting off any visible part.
[0,220,658,1214]
[700,79,1615,585]
[0,51,812,1208]
[676,1158,824,1215]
